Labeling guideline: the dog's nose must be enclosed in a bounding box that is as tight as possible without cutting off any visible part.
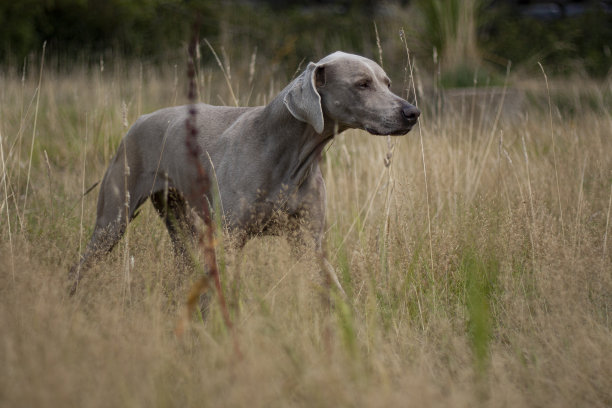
[402,105,421,122]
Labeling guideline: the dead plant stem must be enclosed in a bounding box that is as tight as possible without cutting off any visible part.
[204,39,239,107]
[0,130,15,281]
[603,181,612,270]
[401,28,435,302]
[177,20,235,345]
[538,62,565,240]
[22,41,46,224]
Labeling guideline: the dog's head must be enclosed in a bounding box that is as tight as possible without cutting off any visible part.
[284,51,420,135]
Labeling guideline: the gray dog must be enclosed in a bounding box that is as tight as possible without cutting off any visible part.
[69,51,420,296]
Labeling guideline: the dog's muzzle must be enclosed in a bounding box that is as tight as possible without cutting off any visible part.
[363,102,421,136]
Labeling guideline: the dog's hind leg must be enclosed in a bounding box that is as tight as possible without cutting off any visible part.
[151,188,217,317]
[150,188,196,266]
[68,142,149,295]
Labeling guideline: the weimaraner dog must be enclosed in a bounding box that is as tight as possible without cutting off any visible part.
[69,51,420,296]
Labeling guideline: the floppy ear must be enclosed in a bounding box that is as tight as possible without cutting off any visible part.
[283,62,325,134]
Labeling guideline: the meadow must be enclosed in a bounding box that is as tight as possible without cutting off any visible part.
[1,50,611,407]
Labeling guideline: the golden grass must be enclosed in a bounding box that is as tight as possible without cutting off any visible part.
[1,56,611,407]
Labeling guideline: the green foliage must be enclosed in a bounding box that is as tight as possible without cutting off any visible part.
[525,81,612,116]
[414,0,482,73]
[208,1,377,73]
[415,0,612,79]
[335,296,358,359]
[439,63,505,88]
[415,0,461,54]
[415,0,482,59]
[0,0,44,60]
[481,4,612,76]
[0,0,376,68]
[0,0,215,63]
[459,246,499,373]
[2,0,611,78]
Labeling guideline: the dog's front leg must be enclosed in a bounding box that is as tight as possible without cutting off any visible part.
[295,168,347,300]
[288,214,346,301]
[318,250,346,298]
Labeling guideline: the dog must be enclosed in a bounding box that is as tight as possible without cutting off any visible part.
[69,51,420,296]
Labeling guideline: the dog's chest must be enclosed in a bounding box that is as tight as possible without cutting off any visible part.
[223,178,317,235]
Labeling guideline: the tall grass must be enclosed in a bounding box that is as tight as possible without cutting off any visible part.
[0,50,611,407]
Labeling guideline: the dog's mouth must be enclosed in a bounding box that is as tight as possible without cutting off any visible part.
[365,125,414,136]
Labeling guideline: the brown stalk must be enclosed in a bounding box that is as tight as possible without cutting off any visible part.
[175,17,234,339]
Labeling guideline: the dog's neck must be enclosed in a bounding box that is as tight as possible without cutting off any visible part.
[257,91,342,188]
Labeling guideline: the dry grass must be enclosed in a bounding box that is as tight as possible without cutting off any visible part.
[1,54,611,407]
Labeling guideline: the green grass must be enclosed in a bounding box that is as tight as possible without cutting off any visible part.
[1,52,611,407]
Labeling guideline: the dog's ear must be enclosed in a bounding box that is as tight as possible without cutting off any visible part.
[283,62,325,134]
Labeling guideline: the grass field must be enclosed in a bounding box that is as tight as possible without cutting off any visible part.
[1,53,611,407]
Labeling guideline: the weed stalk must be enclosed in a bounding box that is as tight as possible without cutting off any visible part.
[43,150,53,221]
[22,41,46,225]
[400,28,435,306]
[538,62,565,240]
[78,114,88,288]
[521,133,537,271]
[176,17,234,343]
[603,182,612,270]
[204,39,239,106]
[0,130,15,281]
[122,118,132,305]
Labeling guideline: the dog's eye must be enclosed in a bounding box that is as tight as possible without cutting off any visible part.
[356,80,370,89]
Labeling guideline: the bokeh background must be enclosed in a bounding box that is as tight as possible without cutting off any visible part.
[2,0,611,79]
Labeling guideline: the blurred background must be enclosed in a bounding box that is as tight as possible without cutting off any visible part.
[1,0,611,83]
